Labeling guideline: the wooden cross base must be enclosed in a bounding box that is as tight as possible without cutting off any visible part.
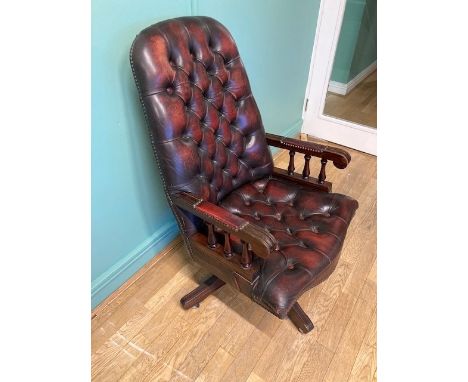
[180,275,226,309]
[287,302,314,334]
[180,275,315,334]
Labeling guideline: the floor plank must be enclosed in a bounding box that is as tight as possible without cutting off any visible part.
[195,348,234,382]
[348,343,377,382]
[318,292,358,353]
[322,298,375,382]
[220,311,280,382]
[295,341,335,382]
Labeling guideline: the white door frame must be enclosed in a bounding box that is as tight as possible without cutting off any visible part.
[301,0,377,155]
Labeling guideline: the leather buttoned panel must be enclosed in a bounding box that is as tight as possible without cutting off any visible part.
[131,17,273,211]
[220,177,359,318]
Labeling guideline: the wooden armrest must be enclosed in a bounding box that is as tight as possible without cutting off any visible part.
[266,133,351,169]
[172,191,278,260]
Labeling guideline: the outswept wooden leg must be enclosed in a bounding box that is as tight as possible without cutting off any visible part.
[180,275,225,309]
[288,302,314,334]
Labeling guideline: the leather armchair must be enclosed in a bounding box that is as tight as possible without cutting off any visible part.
[130,16,358,333]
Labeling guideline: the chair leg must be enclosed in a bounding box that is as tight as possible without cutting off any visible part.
[288,302,314,334]
[180,275,225,309]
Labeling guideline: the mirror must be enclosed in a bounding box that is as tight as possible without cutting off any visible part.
[323,0,377,128]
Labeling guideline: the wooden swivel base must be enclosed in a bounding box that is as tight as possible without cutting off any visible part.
[180,275,226,309]
[180,275,314,334]
[287,302,314,334]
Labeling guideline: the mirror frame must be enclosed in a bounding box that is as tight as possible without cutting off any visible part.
[301,0,377,155]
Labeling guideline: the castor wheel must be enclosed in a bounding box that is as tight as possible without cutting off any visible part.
[192,303,200,309]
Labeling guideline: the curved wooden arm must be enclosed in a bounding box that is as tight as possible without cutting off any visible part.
[266,133,351,169]
[172,191,278,259]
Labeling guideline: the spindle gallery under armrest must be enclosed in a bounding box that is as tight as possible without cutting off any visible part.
[266,133,352,193]
[189,232,261,282]
[171,191,278,269]
[272,167,332,192]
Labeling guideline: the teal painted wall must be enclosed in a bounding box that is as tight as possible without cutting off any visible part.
[91,0,320,308]
[331,0,377,84]
[195,0,321,137]
[349,0,377,79]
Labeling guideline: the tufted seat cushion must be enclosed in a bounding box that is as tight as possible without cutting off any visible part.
[220,176,358,318]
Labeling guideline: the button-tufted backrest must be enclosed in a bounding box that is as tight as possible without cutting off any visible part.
[130,16,273,211]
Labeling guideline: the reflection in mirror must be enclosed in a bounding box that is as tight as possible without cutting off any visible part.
[323,0,377,128]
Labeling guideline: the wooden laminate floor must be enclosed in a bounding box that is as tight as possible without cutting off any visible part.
[324,71,377,128]
[91,141,377,382]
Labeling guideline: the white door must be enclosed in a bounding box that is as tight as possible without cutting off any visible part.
[302,0,377,155]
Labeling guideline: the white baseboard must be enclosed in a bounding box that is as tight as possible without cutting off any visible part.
[328,61,376,96]
[328,81,348,95]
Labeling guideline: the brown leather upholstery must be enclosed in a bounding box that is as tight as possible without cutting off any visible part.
[220,177,358,317]
[131,16,273,236]
[130,16,358,323]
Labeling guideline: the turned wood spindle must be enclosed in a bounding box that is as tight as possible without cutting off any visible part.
[240,241,252,269]
[318,158,327,184]
[207,223,217,248]
[223,232,232,258]
[288,150,295,175]
[302,154,311,179]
